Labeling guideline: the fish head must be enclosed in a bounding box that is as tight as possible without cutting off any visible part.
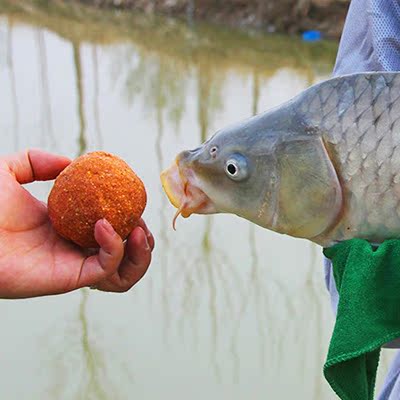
[161,102,343,242]
[160,114,281,230]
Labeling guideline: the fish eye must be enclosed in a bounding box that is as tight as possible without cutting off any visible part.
[225,154,248,181]
[227,163,237,175]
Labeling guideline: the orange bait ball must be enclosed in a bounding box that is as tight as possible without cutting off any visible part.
[48,151,147,248]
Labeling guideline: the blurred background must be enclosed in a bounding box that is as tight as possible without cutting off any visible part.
[0,1,396,399]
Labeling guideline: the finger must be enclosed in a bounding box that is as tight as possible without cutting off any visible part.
[2,149,71,184]
[95,226,152,292]
[136,218,155,250]
[120,226,152,284]
[75,219,124,288]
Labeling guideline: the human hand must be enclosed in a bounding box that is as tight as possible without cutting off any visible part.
[0,149,154,299]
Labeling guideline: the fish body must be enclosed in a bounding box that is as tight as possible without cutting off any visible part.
[161,72,400,247]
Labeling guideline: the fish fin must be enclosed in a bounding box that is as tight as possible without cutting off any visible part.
[276,136,342,238]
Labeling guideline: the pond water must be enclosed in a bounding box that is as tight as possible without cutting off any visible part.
[0,2,395,399]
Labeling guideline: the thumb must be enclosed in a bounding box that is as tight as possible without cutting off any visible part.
[73,219,124,289]
[2,149,71,184]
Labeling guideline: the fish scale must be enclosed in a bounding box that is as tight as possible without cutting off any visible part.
[302,72,400,243]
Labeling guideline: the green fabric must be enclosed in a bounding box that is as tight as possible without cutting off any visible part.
[323,239,400,400]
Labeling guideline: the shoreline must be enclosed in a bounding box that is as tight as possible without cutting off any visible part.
[73,0,349,39]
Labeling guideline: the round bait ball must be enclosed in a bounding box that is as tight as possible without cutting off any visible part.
[48,151,147,248]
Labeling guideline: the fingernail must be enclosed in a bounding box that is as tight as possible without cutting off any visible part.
[142,230,150,251]
[102,219,115,235]
[142,221,152,239]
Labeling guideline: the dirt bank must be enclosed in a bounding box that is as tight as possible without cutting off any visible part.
[75,0,349,38]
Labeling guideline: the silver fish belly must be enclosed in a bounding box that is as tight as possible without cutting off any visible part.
[299,72,400,245]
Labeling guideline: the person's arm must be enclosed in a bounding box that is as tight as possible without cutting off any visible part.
[333,0,400,76]
[0,149,154,299]
[326,0,400,350]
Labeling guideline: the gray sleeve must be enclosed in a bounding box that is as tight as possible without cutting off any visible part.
[333,0,400,76]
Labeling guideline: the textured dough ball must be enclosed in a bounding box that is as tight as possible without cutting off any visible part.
[48,151,147,248]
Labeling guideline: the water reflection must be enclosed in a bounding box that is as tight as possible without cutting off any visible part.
[73,41,87,154]
[91,45,103,149]
[35,27,55,149]
[5,18,19,150]
[78,290,108,400]
[0,2,396,400]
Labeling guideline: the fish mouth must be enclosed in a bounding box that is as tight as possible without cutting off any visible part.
[160,159,216,229]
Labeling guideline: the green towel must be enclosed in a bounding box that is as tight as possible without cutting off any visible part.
[323,239,400,400]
